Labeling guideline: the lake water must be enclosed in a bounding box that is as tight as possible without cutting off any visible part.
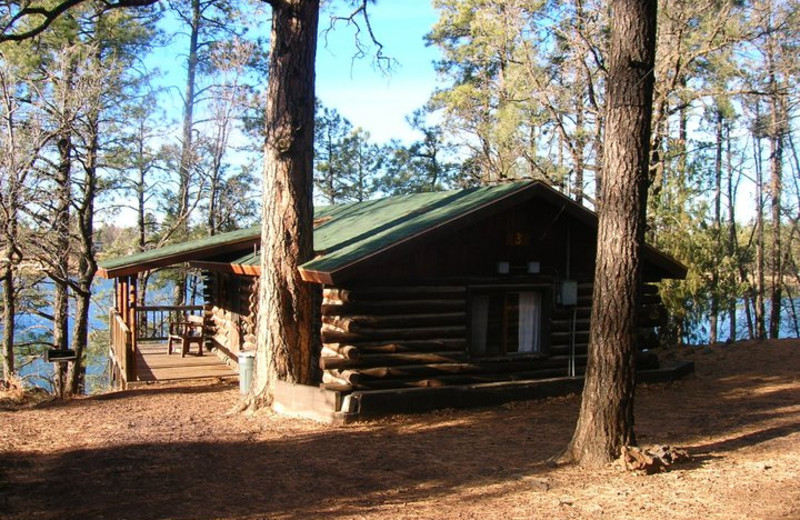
[9,287,799,394]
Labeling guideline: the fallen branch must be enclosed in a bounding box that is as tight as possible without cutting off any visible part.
[619,445,691,474]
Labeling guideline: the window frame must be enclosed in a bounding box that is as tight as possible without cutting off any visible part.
[467,284,551,359]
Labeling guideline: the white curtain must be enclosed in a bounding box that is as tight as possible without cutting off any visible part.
[518,292,541,353]
[470,295,490,354]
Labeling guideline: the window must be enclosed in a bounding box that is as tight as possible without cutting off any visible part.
[470,290,542,355]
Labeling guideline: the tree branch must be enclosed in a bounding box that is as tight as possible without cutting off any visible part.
[323,0,396,74]
[0,0,160,43]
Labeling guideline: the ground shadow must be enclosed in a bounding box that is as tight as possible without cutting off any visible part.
[0,413,566,520]
[3,342,799,520]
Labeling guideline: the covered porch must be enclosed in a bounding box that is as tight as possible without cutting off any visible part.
[108,303,237,388]
[133,342,236,386]
[99,227,261,389]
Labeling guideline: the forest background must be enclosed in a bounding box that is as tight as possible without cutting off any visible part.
[1,0,799,394]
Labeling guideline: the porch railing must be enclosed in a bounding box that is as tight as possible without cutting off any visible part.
[134,305,204,342]
[109,309,134,387]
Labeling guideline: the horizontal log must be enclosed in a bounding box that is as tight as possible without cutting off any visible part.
[322,312,467,332]
[328,369,362,385]
[320,351,470,371]
[550,318,591,333]
[319,382,353,393]
[323,285,466,303]
[322,299,466,316]
[321,344,360,359]
[323,366,588,391]
[322,339,467,354]
[548,344,589,357]
[321,325,466,343]
[322,371,351,386]
[351,356,587,380]
[550,307,592,320]
[551,331,590,345]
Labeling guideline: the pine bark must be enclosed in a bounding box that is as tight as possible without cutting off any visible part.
[563,0,657,467]
[1,138,19,380]
[711,108,723,344]
[173,0,201,306]
[725,121,737,341]
[52,128,72,397]
[767,42,784,340]
[66,75,100,395]
[250,0,319,407]
[1,265,14,380]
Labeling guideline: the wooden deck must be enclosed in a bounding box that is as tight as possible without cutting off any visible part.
[133,342,238,384]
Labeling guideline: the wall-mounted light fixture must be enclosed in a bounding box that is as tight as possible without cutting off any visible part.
[496,261,510,274]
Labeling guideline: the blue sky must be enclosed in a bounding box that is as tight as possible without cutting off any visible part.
[315,2,442,143]
[148,2,442,145]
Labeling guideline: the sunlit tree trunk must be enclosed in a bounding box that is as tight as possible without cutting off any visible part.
[248,0,319,408]
[563,0,657,467]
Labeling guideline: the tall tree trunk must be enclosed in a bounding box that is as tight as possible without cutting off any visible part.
[66,85,100,395]
[767,68,784,339]
[754,120,766,339]
[1,140,19,380]
[563,0,657,467]
[135,118,150,310]
[725,121,737,341]
[710,108,723,344]
[52,129,72,397]
[174,0,201,306]
[1,266,14,380]
[249,0,319,408]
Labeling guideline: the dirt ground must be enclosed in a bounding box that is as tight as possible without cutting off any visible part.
[1,339,799,520]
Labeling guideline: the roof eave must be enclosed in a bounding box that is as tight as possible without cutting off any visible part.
[190,260,261,277]
[98,236,260,279]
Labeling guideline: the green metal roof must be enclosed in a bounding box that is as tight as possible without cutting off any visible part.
[100,181,687,282]
[301,182,532,279]
[98,225,260,278]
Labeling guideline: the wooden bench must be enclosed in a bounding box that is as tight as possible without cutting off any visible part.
[168,315,206,357]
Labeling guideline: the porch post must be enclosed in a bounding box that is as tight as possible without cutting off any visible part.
[129,276,138,381]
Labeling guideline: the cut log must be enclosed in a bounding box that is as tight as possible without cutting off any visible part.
[550,306,592,320]
[323,366,587,391]
[550,331,590,345]
[323,285,466,302]
[321,325,466,343]
[321,344,360,359]
[328,369,362,385]
[322,339,467,354]
[321,371,350,386]
[322,299,466,316]
[550,318,591,333]
[322,312,467,332]
[548,343,589,357]
[319,382,353,392]
[319,351,470,371]
[351,356,587,380]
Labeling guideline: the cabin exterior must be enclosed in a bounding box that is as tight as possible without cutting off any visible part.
[99,181,689,419]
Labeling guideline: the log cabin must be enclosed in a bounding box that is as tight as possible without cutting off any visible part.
[99,181,691,421]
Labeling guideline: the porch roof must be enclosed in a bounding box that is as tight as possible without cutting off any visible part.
[97,226,260,278]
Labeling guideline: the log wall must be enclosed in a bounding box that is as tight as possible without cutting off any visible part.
[320,281,665,393]
[204,271,258,362]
